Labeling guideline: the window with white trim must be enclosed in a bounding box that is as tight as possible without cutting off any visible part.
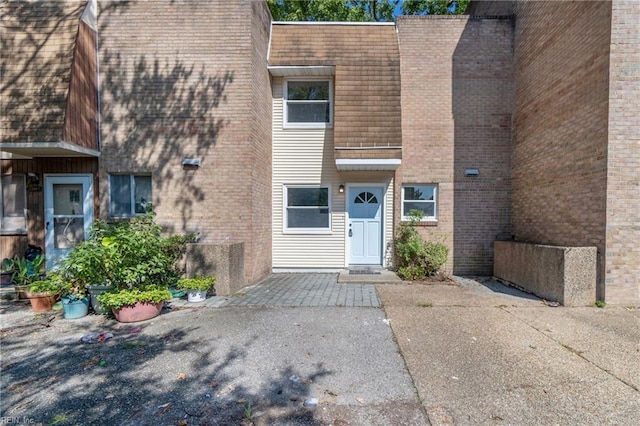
[284,186,330,231]
[1,174,27,231]
[284,80,332,127]
[109,174,152,217]
[402,185,437,221]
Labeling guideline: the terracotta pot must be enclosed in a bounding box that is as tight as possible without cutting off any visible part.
[112,301,164,323]
[28,293,59,312]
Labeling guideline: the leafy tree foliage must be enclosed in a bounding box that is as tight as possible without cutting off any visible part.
[267,0,470,22]
[401,0,470,16]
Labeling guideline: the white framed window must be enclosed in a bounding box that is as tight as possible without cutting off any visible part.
[284,185,331,233]
[284,79,333,128]
[1,174,27,232]
[402,184,437,221]
[109,174,152,217]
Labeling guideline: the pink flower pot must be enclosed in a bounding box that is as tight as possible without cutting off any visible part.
[112,301,163,323]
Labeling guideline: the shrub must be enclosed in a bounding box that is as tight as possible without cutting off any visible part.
[97,286,172,311]
[177,276,216,291]
[29,278,62,295]
[394,210,448,280]
[59,214,193,290]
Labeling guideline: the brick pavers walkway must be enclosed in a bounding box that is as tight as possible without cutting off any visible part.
[170,273,381,308]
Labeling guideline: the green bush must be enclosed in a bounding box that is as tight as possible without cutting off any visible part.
[97,286,172,311]
[58,227,112,287]
[394,210,448,280]
[58,214,193,290]
[29,278,62,295]
[177,276,215,291]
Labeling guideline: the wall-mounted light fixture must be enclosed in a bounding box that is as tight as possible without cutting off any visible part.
[339,184,345,193]
[182,158,201,167]
[464,168,479,177]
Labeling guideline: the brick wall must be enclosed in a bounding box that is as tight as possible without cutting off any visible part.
[397,16,513,275]
[249,0,273,282]
[605,0,640,304]
[510,1,612,299]
[98,0,271,284]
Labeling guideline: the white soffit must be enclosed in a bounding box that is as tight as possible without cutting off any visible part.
[335,159,401,171]
[0,142,100,159]
[268,66,335,77]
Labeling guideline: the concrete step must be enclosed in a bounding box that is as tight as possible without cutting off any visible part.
[338,269,403,284]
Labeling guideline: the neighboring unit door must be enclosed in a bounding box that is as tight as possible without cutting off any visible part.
[44,175,94,270]
[348,186,383,265]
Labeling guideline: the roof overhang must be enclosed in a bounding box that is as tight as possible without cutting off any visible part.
[335,159,401,171]
[268,65,335,77]
[0,141,100,159]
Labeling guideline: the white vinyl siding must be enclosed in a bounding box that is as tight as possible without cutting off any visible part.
[272,78,395,269]
[273,78,344,268]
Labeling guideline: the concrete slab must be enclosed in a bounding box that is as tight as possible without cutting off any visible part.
[337,269,402,284]
[0,306,426,425]
[504,306,640,391]
[377,277,542,308]
[378,278,640,425]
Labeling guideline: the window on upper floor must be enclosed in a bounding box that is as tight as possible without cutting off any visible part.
[109,174,152,217]
[284,185,331,232]
[284,80,332,128]
[0,174,27,232]
[402,184,437,221]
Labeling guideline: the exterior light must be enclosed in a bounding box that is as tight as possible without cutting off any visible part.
[182,158,201,167]
[339,184,345,193]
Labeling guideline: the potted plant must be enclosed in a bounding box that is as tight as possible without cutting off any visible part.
[178,276,216,302]
[27,278,61,312]
[97,285,172,322]
[85,214,191,322]
[1,258,14,285]
[9,254,46,299]
[54,274,90,319]
[57,221,114,314]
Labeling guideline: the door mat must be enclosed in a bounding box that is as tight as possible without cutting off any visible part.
[349,270,382,275]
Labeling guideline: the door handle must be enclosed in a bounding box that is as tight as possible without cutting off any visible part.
[349,229,353,237]
[46,221,50,230]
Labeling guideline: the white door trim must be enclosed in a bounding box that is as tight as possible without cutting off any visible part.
[345,183,386,266]
[44,174,94,270]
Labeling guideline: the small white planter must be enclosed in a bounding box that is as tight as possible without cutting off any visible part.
[187,290,207,303]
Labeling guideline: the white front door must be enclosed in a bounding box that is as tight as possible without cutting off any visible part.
[348,186,383,265]
[44,175,94,270]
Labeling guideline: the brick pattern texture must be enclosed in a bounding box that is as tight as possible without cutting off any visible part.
[605,0,640,304]
[397,16,513,275]
[1,0,87,143]
[97,0,272,284]
[510,1,612,299]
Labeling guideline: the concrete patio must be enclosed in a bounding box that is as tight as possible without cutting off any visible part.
[1,274,638,425]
